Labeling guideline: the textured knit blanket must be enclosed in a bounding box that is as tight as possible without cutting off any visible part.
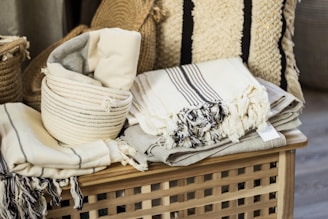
[128,57,271,148]
[0,103,146,218]
[121,78,303,166]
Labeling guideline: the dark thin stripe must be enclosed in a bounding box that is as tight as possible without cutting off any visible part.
[183,65,214,101]
[171,67,205,104]
[71,176,84,210]
[180,0,194,65]
[40,168,45,178]
[0,151,9,174]
[179,66,210,102]
[166,68,193,105]
[4,104,28,162]
[68,147,82,169]
[185,64,222,101]
[166,68,197,105]
[241,0,252,63]
[278,0,288,90]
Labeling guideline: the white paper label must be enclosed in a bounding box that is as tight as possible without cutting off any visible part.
[257,122,281,142]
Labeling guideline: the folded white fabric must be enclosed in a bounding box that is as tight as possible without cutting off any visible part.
[41,28,141,145]
[0,103,146,179]
[46,27,141,90]
[0,102,146,218]
[121,77,303,166]
[128,57,271,148]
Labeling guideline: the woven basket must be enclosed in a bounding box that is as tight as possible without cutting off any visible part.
[23,0,158,111]
[41,75,133,145]
[0,37,28,104]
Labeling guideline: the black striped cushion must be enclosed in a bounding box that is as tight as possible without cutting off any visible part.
[154,0,303,101]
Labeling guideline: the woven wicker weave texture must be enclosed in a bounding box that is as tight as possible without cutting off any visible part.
[0,37,28,104]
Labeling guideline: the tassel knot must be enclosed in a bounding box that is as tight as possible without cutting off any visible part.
[101,96,122,112]
[151,5,168,23]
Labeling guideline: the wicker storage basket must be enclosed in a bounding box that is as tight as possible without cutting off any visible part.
[0,36,28,104]
[46,129,307,219]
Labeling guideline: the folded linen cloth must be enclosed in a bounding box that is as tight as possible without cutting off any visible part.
[41,28,141,145]
[120,125,286,167]
[0,103,146,179]
[128,57,271,148]
[258,77,303,128]
[0,102,146,218]
[121,78,303,166]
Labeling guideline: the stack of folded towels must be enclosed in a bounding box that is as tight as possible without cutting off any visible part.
[0,28,146,218]
[120,57,303,166]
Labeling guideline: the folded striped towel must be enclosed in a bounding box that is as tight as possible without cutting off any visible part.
[121,77,303,167]
[0,103,146,179]
[128,57,271,148]
[0,102,147,218]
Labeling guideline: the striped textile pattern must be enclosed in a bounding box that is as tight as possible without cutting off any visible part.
[128,57,271,148]
[154,0,303,101]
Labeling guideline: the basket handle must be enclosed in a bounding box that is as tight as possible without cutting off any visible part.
[0,37,29,61]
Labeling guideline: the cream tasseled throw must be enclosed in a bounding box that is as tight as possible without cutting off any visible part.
[128,57,271,148]
[0,103,146,218]
[0,103,133,178]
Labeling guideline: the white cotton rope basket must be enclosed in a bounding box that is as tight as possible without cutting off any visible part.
[41,76,133,145]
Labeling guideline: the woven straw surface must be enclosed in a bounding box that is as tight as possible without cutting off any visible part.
[23,0,158,111]
[154,0,304,102]
[22,25,90,111]
[0,37,28,104]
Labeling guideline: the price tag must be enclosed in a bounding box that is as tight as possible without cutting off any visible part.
[257,122,281,142]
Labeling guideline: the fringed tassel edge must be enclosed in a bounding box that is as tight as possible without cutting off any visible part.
[164,84,270,148]
[116,139,149,171]
[0,173,84,219]
[282,0,305,102]
[219,84,270,142]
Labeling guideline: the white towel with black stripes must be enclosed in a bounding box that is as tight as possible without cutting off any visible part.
[0,103,147,179]
[128,57,271,148]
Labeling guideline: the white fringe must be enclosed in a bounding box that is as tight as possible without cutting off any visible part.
[70,177,84,210]
[0,180,9,218]
[282,0,304,102]
[116,139,149,171]
[164,84,270,148]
